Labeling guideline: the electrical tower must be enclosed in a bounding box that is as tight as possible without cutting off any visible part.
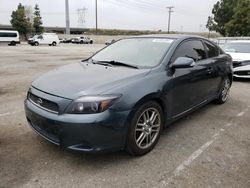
[166,6,174,34]
[77,7,87,27]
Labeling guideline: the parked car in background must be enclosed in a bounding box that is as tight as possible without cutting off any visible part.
[28,33,60,46]
[59,38,73,43]
[105,39,116,45]
[0,30,20,46]
[71,36,93,44]
[25,35,233,156]
[233,65,250,79]
[222,40,250,78]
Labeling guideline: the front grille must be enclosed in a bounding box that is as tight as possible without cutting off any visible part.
[27,117,60,144]
[28,92,59,113]
[234,71,250,76]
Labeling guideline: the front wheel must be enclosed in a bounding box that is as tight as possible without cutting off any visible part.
[214,77,231,104]
[34,42,39,46]
[126,101,164,156]
[52,42,57,46]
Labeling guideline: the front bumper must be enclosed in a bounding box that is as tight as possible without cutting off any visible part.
[28,40,34,45]
[233,74,250,79]
[233,70,250,79]
[25,98,131,153]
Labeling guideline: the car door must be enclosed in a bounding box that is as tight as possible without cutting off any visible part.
[167,39,212,117]
[201,40,223,97]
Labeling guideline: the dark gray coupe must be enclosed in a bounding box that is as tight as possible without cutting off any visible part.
[25,35,233,155]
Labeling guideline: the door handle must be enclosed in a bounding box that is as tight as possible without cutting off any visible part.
[207,67,213,74]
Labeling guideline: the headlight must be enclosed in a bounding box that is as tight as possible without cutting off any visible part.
[241,61,250,66]
[65,95,121,114]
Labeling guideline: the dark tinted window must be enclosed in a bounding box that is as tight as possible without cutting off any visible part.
[172,40,206,62]
[0,32,17,37]
[204,41,219,58]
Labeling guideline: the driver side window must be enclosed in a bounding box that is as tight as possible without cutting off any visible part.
[172,40,206,63]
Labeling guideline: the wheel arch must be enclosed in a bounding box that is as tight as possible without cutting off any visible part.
[127,93,169,128]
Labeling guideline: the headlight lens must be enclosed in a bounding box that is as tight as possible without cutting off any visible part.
[241,61,250,66]
[65,95,121,114]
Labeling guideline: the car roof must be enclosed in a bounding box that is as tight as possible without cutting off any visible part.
[131,34,207,40]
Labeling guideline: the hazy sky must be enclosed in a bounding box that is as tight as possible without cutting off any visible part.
[0,0,218,32]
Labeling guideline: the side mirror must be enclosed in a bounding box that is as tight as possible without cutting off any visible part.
[172,57,195,69]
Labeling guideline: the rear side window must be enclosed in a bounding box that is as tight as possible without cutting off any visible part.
[0,32,17,37]
[204,41,220,58]
[172,40,206,62]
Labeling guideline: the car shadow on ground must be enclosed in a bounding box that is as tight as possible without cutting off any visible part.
[233,78,250,82]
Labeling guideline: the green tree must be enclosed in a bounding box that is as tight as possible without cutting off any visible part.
[225,0,250,36]
[10,3,32,39]
[33,4,43,33]
[207,0,250,36]
[206,16,215,38]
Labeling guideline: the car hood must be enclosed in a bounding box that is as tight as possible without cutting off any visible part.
[32,62,151,99]
[234,64,250,71]
[226,52,250,61]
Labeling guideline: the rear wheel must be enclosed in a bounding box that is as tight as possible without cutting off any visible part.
[126,101,164,156]
[34,42,39,46]
[10,41,16,46]
[52,42,57,46]
[215,77,231,104]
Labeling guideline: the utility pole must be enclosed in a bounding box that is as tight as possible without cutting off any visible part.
[166,6,174,34]
[65,0,70,34]
[95,0,98,34]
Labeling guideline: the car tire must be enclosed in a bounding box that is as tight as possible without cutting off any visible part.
[126,101,164,156]
[10,41,16,46]
[214,77,231,104]
[90,41,93,44]
[52,42,57,46]
[34,42,39,46]
[80,41,83,44]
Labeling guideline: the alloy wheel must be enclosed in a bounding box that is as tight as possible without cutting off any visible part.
[221,78,230,102]
[134,107,161,149]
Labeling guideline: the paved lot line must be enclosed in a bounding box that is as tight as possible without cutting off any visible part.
[160,106,250,186]
[160,127,227,187]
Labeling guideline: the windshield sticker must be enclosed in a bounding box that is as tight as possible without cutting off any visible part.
[152,39,173,43]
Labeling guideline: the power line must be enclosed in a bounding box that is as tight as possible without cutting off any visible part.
[107,0,165,12]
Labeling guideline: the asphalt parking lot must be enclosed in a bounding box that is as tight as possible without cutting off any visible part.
[0,44,249,188]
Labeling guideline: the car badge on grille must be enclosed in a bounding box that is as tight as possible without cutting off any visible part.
[37,98,43,106]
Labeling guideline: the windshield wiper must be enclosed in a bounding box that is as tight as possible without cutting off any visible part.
[90,59,113,67]
[97,60,139,69]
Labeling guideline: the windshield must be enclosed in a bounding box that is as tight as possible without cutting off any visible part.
[222,42,250,53]
[92,38,174,68]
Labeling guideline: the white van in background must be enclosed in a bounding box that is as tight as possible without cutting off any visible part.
[0,30,20,46]
[28,33,60,46]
